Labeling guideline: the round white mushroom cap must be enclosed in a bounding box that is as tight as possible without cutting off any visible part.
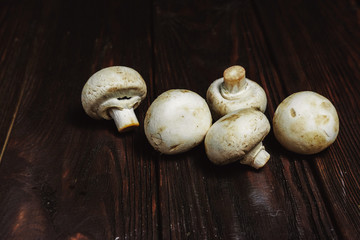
[81,66,147,132]
[206,65,267,120]
[144,89,212,154]
[205,108,271,169]
[273,91,339,154]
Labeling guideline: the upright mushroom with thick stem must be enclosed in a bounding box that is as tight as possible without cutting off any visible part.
[81,66,147,132]
[206,65,267,120]
[205,108,271,169]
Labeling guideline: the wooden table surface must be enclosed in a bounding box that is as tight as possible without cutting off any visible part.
[0,0,359,239]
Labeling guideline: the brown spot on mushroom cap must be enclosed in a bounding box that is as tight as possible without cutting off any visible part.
[290,108,296,117]
[315,114,330,125]
[289,119,306,135]
[169,144,181,152]
[294,131,327,154]
[180,89,191,93]
[282,118,328,154]
[219,110,243,123]
[321,101,332,109]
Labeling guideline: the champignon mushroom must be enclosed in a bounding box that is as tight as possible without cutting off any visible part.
[81,66,147,132]
[144,89,212,154]
[206,65,267,120]
[273,91,339,154]
[204,108,271,169]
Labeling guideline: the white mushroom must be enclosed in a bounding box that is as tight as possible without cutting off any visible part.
[81,66,147,132]
[206,65,267,120]
[273,91,339,154]
[205,108,271,169]
[144,89,212,154]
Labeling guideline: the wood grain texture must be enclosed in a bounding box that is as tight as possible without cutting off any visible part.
[0,0,157,239]
[152,0,339,239]
[0,0,359,239]
[254,0,360,238]
[0,1,40,161]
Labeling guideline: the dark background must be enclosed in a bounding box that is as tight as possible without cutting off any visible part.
[0,0,359,239]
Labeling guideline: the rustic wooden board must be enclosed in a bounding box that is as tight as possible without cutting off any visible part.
[254,0,360,238]
[0,0,157,239]
[0,0,359,239]
[152,0,339,239]
[0,2,38,161]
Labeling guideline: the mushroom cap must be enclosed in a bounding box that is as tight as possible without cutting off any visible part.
[144,89,212,154]
[206,77,267,120]
[273,91,339,154]
[205,108,270,165]
[81,66,147,120]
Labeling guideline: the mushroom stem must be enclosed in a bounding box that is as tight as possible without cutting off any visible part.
[221,65,247,95]
[240,142,270,169]
[109,108,139,132]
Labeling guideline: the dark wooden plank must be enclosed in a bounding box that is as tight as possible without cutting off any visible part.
[1,0,359,239]
[152,0,337,239]
[0,0,157,239]
[0,1,40,162]
[254,0,360,238]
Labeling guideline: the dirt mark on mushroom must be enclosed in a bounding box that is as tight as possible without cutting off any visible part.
[273,91,339,154]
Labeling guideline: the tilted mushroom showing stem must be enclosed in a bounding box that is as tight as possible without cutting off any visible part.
[206,65,267,120]
[81,66,147,132]
[144,89,212,154]
[273,91,339,154]
[205,108,271,169]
